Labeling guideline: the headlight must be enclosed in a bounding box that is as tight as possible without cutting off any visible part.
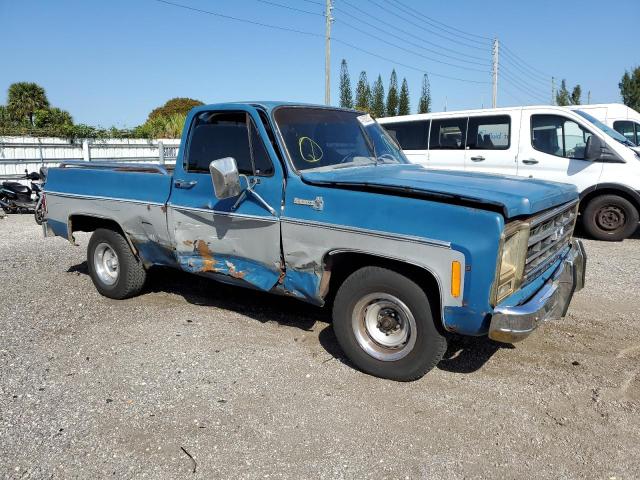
[493,221,529,304]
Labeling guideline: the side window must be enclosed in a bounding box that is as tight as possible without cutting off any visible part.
[531,114,592,160]
[186,111,273,176]
[466,115,510,150]
[429,118,467,150]
[382,121,429,150]
[613,120,637,144]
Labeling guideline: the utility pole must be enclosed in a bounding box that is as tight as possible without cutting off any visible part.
[551,76,556,105]
[324,0,333,105]
[491,38,499,108]
[587,90,591,104]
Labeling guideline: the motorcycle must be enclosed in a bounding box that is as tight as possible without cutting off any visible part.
[0,168,47,225]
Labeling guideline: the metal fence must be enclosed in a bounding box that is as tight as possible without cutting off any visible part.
[0,136,181,181]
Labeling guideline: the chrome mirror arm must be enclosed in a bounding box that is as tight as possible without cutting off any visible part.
[231,175,277,216]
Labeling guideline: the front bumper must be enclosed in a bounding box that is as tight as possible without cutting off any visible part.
[488,239,586,343]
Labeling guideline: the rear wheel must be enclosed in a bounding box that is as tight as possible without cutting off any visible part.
[583,194,639,241]
[34,204,44,225]
[332,266,446,381]
[87,228,146,299]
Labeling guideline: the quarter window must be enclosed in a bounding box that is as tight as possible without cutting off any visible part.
[382,121,429,150]
[186,111,274,175]
[466,115,510,150]
[613,120,639,145]
[429,118,467,150]
[531,114,592,159]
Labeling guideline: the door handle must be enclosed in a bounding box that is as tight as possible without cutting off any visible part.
[174,179,197,189]
[521,158,539,165]
[470,156,485,162]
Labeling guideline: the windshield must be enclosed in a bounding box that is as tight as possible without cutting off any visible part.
[274,107,408,172]
[574,110,637,147]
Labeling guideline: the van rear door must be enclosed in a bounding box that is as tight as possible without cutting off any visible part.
[463,112,518,175]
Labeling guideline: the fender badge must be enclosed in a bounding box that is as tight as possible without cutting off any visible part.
[294,196,324,211]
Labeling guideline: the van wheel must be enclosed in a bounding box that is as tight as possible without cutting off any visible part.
[87,228,147,299]
[332,266,446,381]
[583,195,639,241]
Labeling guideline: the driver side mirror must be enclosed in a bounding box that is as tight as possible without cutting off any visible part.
[585,135,603,161]
[209,157,241,199]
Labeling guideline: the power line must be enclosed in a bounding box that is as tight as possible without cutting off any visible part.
[335,3,490,66]
[254,0,322,17]
[152,0,323,37]
[153,0,490,86]
[386,0,494,42]
[500,70,549,104]
[336,18,491,73]
[339,0,488,62]
[501,43,554,80]
[366,0,490,52]
[500,52,551,86]
[499,63,550,98]
[333,38,490,85]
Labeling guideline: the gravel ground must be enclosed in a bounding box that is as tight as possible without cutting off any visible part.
[1,214,639,479]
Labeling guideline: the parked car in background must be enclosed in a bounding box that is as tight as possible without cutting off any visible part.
[41,102,585,381]
[380,106,640,241]
[568,103,640,147]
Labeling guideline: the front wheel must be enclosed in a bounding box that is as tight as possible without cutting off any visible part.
[332,266,446,381]
[34,204,45,225]
[87,228,147,299]
[582,194,639,241]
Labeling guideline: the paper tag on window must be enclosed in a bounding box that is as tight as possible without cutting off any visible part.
[357,114,375,126]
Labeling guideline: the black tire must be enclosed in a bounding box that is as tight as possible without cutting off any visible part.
[34,206,44,225]
[87,228,147,299]
[582,194,639,241]
[332,266,446,381]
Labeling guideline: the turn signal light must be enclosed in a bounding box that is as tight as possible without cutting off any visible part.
[451,261,461,298]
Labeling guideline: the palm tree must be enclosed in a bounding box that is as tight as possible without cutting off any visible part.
[7,82,49,126]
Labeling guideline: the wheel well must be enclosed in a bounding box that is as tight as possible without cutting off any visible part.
[323,251,442,328]
[580,187,640,215]
[68,215,136,253]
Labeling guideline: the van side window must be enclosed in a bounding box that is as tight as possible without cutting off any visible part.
[531,115,592,160]
[613,120,639,145]
[466,115,510,150]
[383,121,429,150]
[186,111,274,176]
[429,118,467,150]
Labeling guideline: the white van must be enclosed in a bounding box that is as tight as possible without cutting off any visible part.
[379,106,640,241]
[568,103,640,146]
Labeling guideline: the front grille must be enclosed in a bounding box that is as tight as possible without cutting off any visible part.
[524,200,578,283]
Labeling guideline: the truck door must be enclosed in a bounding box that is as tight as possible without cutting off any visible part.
[463,112,518,175]
[517,111,603,192]
[168,106,284,291]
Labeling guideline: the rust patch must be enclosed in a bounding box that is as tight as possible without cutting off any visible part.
[225,260,246,279]
[195,240,217,271]
[182,239,194,247]
[161,205,167,213]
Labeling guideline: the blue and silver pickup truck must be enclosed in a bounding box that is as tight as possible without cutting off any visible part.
[42,102,586,381]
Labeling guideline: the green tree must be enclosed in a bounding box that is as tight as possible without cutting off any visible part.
[555,79,571,106]
[418,74,431,114]
[148,97,203,121]
[34,107,73,128]
[619,67,640,112]
[370,75,385,118]
[571,85,582,105]
[398,78,410,115]
[137,113,187,139]
[7,82,49,125]
[355,71,371,112]
[386,69,399,116]
[339,59,353,109]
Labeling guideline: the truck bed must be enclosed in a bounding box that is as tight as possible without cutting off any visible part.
[43,161,175,266]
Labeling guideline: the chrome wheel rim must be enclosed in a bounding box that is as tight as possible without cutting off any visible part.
[352,293,417,362]
[93,242,119,286]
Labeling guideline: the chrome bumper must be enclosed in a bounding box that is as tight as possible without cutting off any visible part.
[488,239,586,343]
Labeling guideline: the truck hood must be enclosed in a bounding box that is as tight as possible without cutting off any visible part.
[301,164,578,218]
